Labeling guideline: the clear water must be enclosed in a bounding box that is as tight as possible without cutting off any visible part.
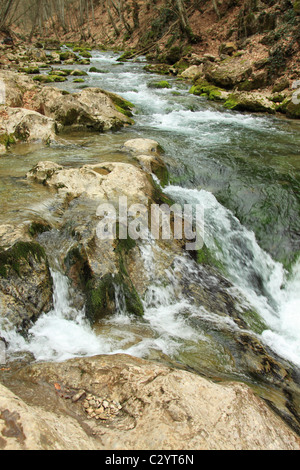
[1,51,300,380]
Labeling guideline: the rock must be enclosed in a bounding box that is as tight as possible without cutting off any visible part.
[144,64,172,75]
[71,390,86,403]
[1,354,298,450]
[26,159,158,322]
[0,241,53,333]
[0,71,35,108]
[180,65,204,79]
[134,154,169,186]
[205,57,253,89]
[219,42,238,56]
[48,52,61,64]
[0,383,98,450]
[26,47,47,63]
[30,86,133,131]
[189,53,204,65]
[224,91,276,114]
[286,99,300,118]
[203,53,217,62]
[27,160,153,203]
[0,106,57,145]
[272,79,290,93]
[0,71,133,133]
[237,70,269,91]
[123,138,161,155]
[189,79,230,101]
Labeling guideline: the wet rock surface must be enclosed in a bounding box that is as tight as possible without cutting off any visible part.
[0,354,299,450]
[0,70,133,153]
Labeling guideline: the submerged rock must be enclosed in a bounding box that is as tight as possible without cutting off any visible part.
[1,354,299,450]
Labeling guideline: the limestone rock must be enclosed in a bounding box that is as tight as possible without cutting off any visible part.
[219,42,238,57]
[30,86,132,131]
[0,106,57,145]
[123,138,161,155]
[0,383,98,450]
[224,91,276,114]
[205,57,253,89]
[180,65,203,80]
[2,354,299,450]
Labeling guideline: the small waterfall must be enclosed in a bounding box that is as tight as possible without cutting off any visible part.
[3,270,112,362]
[164,184,300,367]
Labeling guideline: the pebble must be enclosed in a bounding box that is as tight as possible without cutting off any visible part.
[72,390,86,403]
[81,392,122,422]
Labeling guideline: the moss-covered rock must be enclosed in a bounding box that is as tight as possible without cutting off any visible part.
[205,57,253,89]
[89,67,108,73]
[33,75,55,83]
[71,70,88,77]
[19,67,40,75]
[148,80,172,89]
[189,79,228,101]
[0,241,53,332]
[0,133,16,149]
[144,64,171,75]
[286,98,300,118]
[60,51,76,61]
[224,92,276,114]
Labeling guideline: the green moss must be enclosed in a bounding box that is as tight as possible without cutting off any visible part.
[117,50,137,61]
[59,52,75,61]
[223,95,239,110]
[196,244,225,273]
[48,70,69,77]
[33,75,54,83]
[239,309,268,335]
[269,94,286,103]
[89,67,109,73]
[51,75,67,82]
[148,80,171,89]
[103,92,134,117]
[189,80,225,101]
[71,70,88,76]
[85,274,115,321]
[73,78,85,83]
[0,133,16,149]
[28,221,51,238]
[19,67,40,74]
[0,242,47,278]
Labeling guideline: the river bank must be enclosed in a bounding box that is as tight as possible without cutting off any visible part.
[0,47,300,449]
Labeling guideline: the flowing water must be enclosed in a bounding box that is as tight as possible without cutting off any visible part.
[1,51,300,401]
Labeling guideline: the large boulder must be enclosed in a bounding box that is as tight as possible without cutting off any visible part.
[30,86,133,131]
[26,158,157,322]
[180,65,204,80]
[205,57,253,89]
[224,91,276,114]
[1,354,299,450]
[0,106,57,146]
